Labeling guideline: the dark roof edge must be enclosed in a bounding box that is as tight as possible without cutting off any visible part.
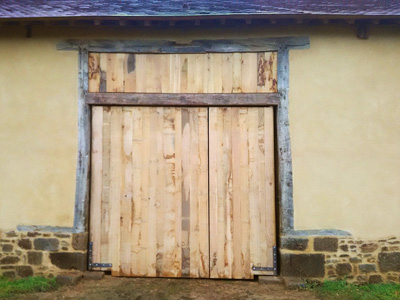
[1,14,400,21]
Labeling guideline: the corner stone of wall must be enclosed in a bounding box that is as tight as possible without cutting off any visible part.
[280,235,400,284]
[0,230,88,278]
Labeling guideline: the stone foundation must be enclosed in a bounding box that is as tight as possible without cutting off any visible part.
[280,235,400,284]
[0,229,87,278]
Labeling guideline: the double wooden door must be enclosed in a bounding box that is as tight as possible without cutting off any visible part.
[90,106,276,279]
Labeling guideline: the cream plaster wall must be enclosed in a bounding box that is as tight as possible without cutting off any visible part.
[289,27,400,239]
[0,30,78,230]
[0,25,399,239]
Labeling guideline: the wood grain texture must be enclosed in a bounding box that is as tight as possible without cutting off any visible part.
[58,37,311,53]
[209,107,276,279]
[90,106,209,277]
[85,93,280,106]
[88,52,277,93]
[73,46,91,234]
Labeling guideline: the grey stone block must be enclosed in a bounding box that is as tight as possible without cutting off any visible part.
[49,252,87,271]
[0,256,20,265]
[281,254,325,278]
[314,237,338,252]
[16,266,33,278]
[336,263,352,276]
[281,237,309,251]
[18,239,32,250]
[34,238,60,251]
[83,271,105,280]
[378,252,400,272]
[359,264,376,273]
[56,272,83,286]
[27,251,43,265]
[369,275,383,284]
[72,233,88,251]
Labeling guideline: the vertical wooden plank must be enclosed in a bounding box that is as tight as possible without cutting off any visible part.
[109,106,122,275]
[162,108,179,276]
[232,53,242,93]
[120,107,133,276]
[212,54,223,93]
[264,107,276,270]
[221,53,233,93]
[186,55,195,93]
[174,108,183,277]
[239,108,251,279]
[155,107,165,276]
[106,54,125,92]
[241,53,258,93]
[147,107,158,276]
[209,107,218,278]
[171,54,181,93]
[257,108,267,269]
[131,107,144,275]
[197,107,209,278]
[248,108,260,274]
[139,108,150,276]
[88,53,100,92]
[181,108,191,277]
[100,107,111,266]
[124,54,137,92]
[193,54,204,93]
[90,106,103,265]
[135,54,147,93]
[231,107,242,278]
[203,53,213,93]
[74,46,90,234]
[160,54,171,93]
[257,52,278,93]
[180,55,189,93]
[267,52,278,93]
[146,54,162,93]
[99,53,108,93]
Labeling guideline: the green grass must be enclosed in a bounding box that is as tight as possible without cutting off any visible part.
[307,280,400,300]
[0,276,58,298]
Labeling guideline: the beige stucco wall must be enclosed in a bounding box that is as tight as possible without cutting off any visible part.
[0,29,78,230]
[0,25,399,239]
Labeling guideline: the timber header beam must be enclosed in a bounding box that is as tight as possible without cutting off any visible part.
[85,93,280,106]
[57,36,310,53]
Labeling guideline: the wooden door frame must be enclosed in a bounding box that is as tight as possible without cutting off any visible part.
[58,36,310,244]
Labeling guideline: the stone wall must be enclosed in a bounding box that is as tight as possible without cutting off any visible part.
[0,230,87,278]
[280,235,400,284]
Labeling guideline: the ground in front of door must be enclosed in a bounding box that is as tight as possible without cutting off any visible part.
[15,276,318,300]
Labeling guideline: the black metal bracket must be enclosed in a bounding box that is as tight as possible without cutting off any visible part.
[251,245,277,275]
[88,242,112,270]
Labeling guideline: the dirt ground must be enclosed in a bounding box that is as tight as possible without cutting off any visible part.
[15,276,319,300]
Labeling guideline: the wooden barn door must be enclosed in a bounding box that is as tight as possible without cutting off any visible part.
[209,107,276,279]
[90,106,209,277]
[90,106,275,279]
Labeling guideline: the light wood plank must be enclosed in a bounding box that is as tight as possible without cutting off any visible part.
[209,107,275,279]
[124,54,137,93]
[100,107,111,269]
[146,107,158,276]
[88,53,100,92]
[109,106,122,275]
[90,106,103,266]
[90,52,278,94]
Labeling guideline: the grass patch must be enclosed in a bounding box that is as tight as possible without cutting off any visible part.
[307,280,400,300]
[0,276,58,298]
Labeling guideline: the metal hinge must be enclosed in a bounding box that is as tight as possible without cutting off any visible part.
[88,242,112,270]
[251,245,277,275]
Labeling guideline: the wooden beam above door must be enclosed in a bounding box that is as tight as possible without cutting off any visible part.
[85,93,280,106]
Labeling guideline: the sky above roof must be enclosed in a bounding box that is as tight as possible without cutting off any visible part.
[0,0,399,19]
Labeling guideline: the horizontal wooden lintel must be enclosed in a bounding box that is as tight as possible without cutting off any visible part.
[57,37,310,53]
[85,93,280,106]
